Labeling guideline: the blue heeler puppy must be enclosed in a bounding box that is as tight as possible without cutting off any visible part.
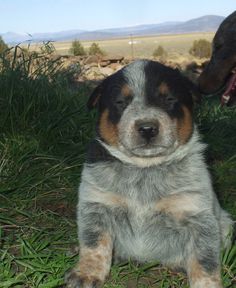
[65,60,233,288]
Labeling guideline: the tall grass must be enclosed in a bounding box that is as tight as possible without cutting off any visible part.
[0,45,89,144]
[0,44,96,287]
[196,99,236,215]
[0,44,95,196]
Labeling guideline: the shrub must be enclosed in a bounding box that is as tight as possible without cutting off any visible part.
[153,45,167,58]
[0,36,8,54]
[189,39,212,58]
[88,42,105,56]
[70,40,86,56]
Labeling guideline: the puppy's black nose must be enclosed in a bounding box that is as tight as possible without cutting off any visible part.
[137,122,159,141]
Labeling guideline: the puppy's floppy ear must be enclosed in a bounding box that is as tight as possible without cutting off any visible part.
[87,83,103,110]
[190,82,202,104]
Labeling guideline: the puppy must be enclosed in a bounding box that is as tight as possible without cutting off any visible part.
[199,10,236,106]
[65,60,232,288]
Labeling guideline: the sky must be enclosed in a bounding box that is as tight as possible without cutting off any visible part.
[0,0,235,34]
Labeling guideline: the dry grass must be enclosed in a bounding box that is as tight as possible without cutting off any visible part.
[26,32,214,59]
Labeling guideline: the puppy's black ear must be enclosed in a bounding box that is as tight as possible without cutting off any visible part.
[184,77,202,104]
[181,68,202,104]
[190,82,202,104]
[87,84,103,110]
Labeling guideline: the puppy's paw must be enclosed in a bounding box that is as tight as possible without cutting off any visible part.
[65,268,103,288]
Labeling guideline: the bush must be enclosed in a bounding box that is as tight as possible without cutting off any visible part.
[153,45,167,58]
[0,36,8,54]
[70,40,86,56]
[88,42,105,56]
[189,39,212,58]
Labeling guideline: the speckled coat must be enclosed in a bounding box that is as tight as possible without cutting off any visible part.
[65,60,232,288]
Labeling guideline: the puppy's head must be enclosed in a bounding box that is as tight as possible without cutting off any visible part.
[88,60,199,165]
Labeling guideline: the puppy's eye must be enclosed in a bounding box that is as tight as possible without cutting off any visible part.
[114,96,132,112]
[115,99,126,109]
[115,100,124,105]
[166,95,178,106]
[115,95,133,106]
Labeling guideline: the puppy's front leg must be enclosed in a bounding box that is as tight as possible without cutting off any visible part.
[185,212,223,288]
[65,203,113,288]
[187,257,222,288]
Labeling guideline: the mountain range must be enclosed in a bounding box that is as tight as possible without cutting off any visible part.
[1,15,225,44]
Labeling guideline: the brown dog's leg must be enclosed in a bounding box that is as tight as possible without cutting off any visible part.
[65,234,113,288]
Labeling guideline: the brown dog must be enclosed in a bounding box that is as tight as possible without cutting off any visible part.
[198,10,236,106]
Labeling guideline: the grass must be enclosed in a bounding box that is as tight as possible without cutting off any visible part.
[0,45,235,288]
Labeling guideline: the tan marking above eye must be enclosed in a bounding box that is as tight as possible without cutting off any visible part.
[121,84,132,97]
[158,82,170,95]
[176,105,193,144]
[99,109,119,146]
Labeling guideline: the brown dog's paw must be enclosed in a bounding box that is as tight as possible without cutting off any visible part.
[64,268,102,288]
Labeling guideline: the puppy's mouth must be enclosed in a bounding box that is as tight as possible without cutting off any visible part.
[221,67,236,106]
[127,143,172,158]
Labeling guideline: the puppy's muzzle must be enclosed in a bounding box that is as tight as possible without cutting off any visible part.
[136,121,159,143]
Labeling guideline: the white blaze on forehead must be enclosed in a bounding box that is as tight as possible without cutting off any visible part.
[123,60,147,99]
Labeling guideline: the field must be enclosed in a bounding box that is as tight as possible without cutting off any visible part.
[0,41,235,288]
[29,32,214,59]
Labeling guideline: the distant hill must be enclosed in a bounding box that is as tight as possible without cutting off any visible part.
[1,15,225,44]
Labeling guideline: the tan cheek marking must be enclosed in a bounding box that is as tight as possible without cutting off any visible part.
[74,234,113,282]
[155,193,204,220]
[99,109,119,146]
[121,84,132,97]
[177,105,193,144]
[187,258,222,288]
[159,82,170,94]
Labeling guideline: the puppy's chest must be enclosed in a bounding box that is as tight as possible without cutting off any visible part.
[85,162,191,227]
[83,161,206,261]
[88,161,186,201]
[110,190,183,262]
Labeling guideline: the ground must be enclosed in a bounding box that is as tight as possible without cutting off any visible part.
[0,42,235,288]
